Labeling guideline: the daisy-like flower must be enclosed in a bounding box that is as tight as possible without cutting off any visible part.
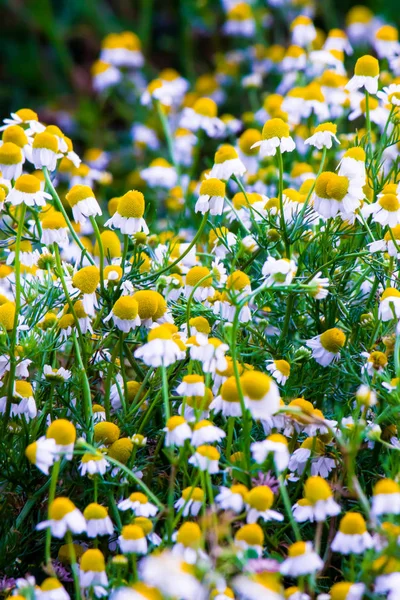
[280,542,323,576]
[191,419,226,446]
[209,144,246,180]
[100,31,144,68]
[92,60,122,93]
[189,336,228,374]
[141,158,177,189]
[262,257,297,286]
[7,173,51,207]
[141,551,204,600]
[65,184,102,224]
[195,177,226,216]
[266,359,291,384]
[292,476,341,522]
[251,433,289,472]
[41,212,69,248]
[119,524,147,554]
[371,478,400,516]
[134,324,186,367]
[118,492,158,517]
[346,54,380,94]
[164,416,192,447]
[46,419,76,460]
[79,451,108,476]
[1,107,44,134]
[305,122,339,149]
[223,3,255,37]
[180,97,225,138]
[176,374,205,398]
[234,523,264,557]
[331,512,374,554]
[363,193,400,227]
[251,118,295,158]
[290,15,316,47]
[374,25,400,59]
[141,79,173,107]
[71,265,100,317]
[0,380,36,421]
[0,142,25,180]
[37,497,86,538]
[378,288,400,321]
[327,582,365,600]
[337,147,366,183]
[79,549,108,590]
[105,190,149,234]
[174,486,205,517]
[374,557,400,599]
[377,83,400,107]
[184,266,214,301]
[306,327,346,366]
[189,444,220,473]
[172,522,204,564]
[210,375,243,417]
[313,171,364,219]
[233,571,284,600]
[37,578,70,600]
[43,365,71,382]
[105,296,140,332]
[83,503,114,537]
[361,350,388,375]
[289,437,336,479]
[245,486,283,524]
[31,132,60,171]
[240,371,281,420]
[324,28,353,54]
[216,484,248,513]
[25,437,57,475]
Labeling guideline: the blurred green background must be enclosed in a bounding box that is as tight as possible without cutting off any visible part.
[1,0,399,118]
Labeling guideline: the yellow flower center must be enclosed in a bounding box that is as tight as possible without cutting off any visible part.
[176,522,202,547]
[354,55,379,77]
[379,194,400,212]
[166,415,186,430]
[15,108,39,121]
[131,290,160,320]
[15,174,42,194]
[227,270,250,291]
[182,486,204,502]
[41,578,63,592]
[196,444,220,460]
[240,371,272,400]
[122,524,145,540]
[107,438,133,463]
[80,549,106,572]
[320,328,346,352]
[291,15,312,28]
[84,503,108,520]
[42,212,68,230]
[147,323,177,342]
[66,185,95,207]
[238,129,262,155]
[376,25,398,42]
[112,296,139,320]
[246,486,274,511]
[288,541,308,557]
[373,478,400,495]
[49,497,76,520]
[339,512,367,535]
[304,476,332,503]
[273,359,291,377]
[32,132,59,152]
[2,125,29,148]
[314,122,337,134]
[183,374,204,385]
[0,302,16,331]
[344,147,366,161]
[117,190,145,219]
[94,421,120,444]
[381,287,400,301]
[221,376,241,403]
[95,231,121,258]
[72,265,100,294]
[199,178,225,197]
[46,419,76,445]
[186,266,212,287]
[262,118,290,140]
[368,351,387,369]
[330,582,353,600]
[235,523,264,545]
[214,144,239,163]
[0,142,23,165]
[193,98,218,118]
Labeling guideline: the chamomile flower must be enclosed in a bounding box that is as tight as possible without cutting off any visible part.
[79,451,108,476]
[105,296,140,332]
[180,97,225,138]
[331,513,373,554]
[7,173,51,206]
[374,25,400,59]
[189,444,220,473]
[306,327,346,366]
[266,359,291,385]
[280,542,323,576]
[175,487,205,517]
[346,55,380,94]
[262,257,297,286]
[141,158,177,188]
[292,476,341,522]
[65,185,102,224]
[118,492,158,517]
[190,336,228,374]
[313,171,364,219]
[176,374,205,398]
[216,484,248,513]
[233,572,284,600]
[37,497,86,538]
[195,178,226,216]
[38,578,70,600]
[191,420,226,446]
[31,132,60,171]
[371,478,400,516]
[251,434,289,472]
[0,380,36,420]
[337,147,366,183]
[25,437,57,475]
[41,212,69,248]
[1,108,44,134]
[305,122,339,149]
[100,31,144,68]
[46,419,76,460]
[210,144,246,180]
[240,371,281,420]
[251,118,295,158]
[72,265,100,317]
[245,486,283,523]
[172,522,204,564]
[289,438,336,479]
[119,524,147,554]
[363,193,400,227]
[164,416,192,447]
[378,288,400,321]
[79,549,108,590]
[290,16,316,47]
[234,523,264,557]
[134,324,186,367]
[361,351,388,375]
[105,190,149,234]
[83,503,114,537]
[0,142,25,180]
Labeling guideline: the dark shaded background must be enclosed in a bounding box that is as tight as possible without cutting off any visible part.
[1,0,399,120]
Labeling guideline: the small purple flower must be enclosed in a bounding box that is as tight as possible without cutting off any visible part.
[247,558,280,573]
[251,470,279,493]
[51,561,73,582]
[0,576,16,593]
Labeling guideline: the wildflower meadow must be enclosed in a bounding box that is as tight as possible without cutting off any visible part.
[1,1,400,599]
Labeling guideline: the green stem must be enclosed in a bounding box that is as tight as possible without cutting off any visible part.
[161,366,171,420]
[65,530,82,600]
[72,330,93,442]
[90,216,105,295]
[45,459,60,566]
[276,148,290,258]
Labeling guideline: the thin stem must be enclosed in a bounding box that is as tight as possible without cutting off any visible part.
[161,366,171,421]
[45,459,61,567]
